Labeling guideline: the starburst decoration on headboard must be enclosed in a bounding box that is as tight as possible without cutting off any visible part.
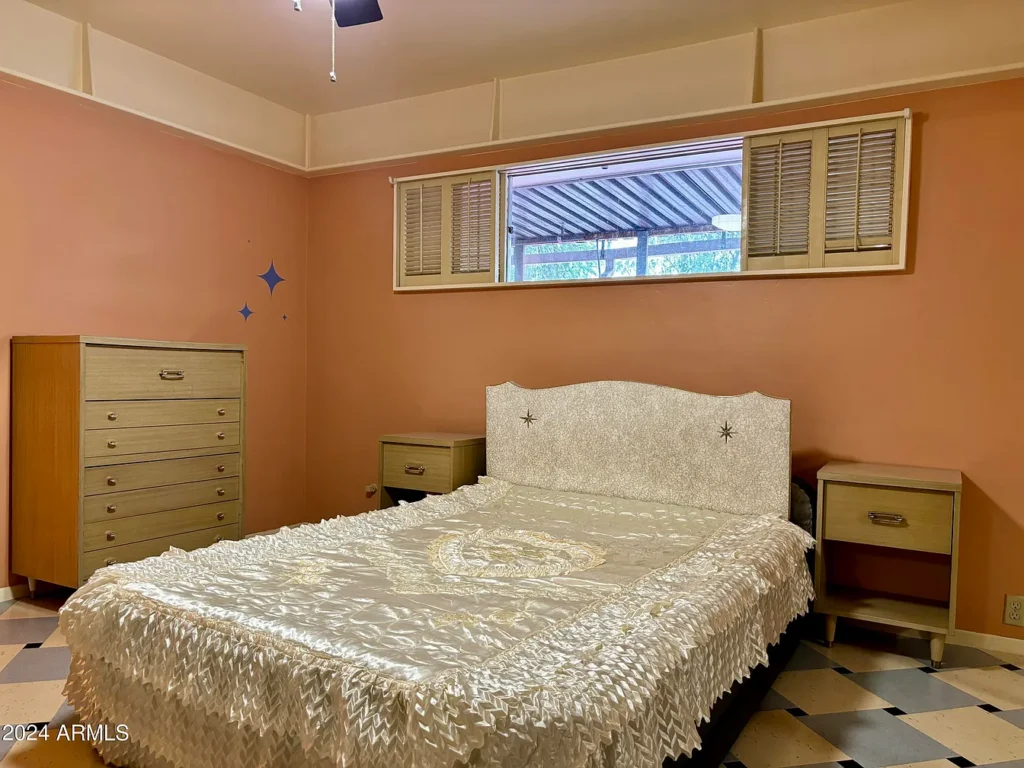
[520,410,537,427]
[719,421,735,443]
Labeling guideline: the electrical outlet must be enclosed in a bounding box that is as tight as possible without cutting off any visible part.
[1006,595,1024,627]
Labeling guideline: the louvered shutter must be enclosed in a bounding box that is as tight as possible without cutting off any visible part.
[396,172,499,288]
[743,130,815,270]
[398,181,443,285]
[450,176,495,275]
[823,118,904,266]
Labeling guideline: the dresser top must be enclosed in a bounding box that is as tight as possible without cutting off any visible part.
[12,336,246,352]
[818,461,962,492]
[380,432,485,447]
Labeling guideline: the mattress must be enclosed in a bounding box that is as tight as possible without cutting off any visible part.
[61,478,813,768]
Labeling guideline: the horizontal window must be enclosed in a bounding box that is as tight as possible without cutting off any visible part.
[393,111,910,290]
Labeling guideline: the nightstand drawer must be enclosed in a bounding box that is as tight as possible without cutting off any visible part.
[382,444,451,494]
[823,482,954,554]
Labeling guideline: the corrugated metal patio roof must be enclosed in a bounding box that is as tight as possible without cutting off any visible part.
[510,164,742,243]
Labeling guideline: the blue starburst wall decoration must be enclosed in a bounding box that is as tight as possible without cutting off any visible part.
[258,261,286,295]
[238,303,253,321]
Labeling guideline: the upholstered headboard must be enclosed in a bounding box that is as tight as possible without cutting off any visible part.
[485,381,791,518]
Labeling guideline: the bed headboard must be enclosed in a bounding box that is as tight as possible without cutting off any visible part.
[485,381,791,518]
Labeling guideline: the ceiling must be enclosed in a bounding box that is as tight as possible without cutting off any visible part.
[29,0,899,115]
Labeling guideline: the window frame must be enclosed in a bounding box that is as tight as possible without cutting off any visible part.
[391,109,912,292]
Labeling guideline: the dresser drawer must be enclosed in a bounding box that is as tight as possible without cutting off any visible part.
[85,347,242,400]
[84,454,240,496]
[382,444,452,493]
[84,501,240,552]
[84,478,240,522]
[823,482,954,554]
[85,399,240,430]
[82,523,240,578]
[85,423,240,457]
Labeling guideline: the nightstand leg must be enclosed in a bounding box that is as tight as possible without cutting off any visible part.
[825,614,838,647]
[27,577,37,599]
[930,633,945,668]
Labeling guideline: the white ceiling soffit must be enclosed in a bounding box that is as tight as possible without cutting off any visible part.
[4,0,1024,173]
[27,0,901,114]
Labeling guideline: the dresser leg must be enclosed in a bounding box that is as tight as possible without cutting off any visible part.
[825,614,838,647]
[27,577,37,599]
[930,633,946,668]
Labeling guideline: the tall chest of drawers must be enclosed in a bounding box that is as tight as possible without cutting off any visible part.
[11,336,246,591]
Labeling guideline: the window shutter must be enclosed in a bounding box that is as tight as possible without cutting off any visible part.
[399,182,443,283]
[743,131,814,269]
[395,171,499,288]
[451,177,494,275]
[824,119,902,260]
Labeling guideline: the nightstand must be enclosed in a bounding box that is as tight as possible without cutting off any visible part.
[378,433,486,509]
[814,462,962,667]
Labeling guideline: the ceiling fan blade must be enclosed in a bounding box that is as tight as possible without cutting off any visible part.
[334,0,383,27]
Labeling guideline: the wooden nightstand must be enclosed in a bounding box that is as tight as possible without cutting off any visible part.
[378,433,486,509]
[814,462,962,667]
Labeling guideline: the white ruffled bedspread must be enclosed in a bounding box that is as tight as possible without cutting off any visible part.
[60,478,815,768]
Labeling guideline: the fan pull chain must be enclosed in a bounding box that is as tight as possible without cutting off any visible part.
[329,0,337,82]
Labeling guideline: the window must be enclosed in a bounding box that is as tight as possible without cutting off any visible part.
[505,138,743,283]
[393,112,909,289]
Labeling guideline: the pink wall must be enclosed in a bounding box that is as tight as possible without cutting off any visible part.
[305,79,1024,639]
[0,78,311,587]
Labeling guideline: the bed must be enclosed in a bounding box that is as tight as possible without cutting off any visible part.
[60,381,815,768]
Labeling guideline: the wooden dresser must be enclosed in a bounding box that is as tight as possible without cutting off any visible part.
[814,461,962,667]
[378,433,485,509]
[11,336,246,591]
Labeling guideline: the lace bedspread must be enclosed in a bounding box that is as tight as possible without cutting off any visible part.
[61,478,814,768]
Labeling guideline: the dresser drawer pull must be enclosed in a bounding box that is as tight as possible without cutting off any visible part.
[217,408,227,416]
[106,477,117,487]
[159,369,185,380]
[215,536,224,543]
[105,531,116,542]
[216,432,226,440]
[217,464,226,472]
[404,463,426,475]
[106,504,117,514]
[107,412,117,421]
[107,439,118,449]
[217,488,226,496]
[105,558,117,567]
[217,512,226,521]
[867,512,905,526]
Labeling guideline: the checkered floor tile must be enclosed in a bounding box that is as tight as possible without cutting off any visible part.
[729,638,1024,768]
[0,596,1021,767]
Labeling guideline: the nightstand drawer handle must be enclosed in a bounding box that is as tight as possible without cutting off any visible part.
[107,439,118,449]
[217,488,226,496]
[867,512,905,526]
[106,477,117,486]
[216,432,226,440]
[159,369,185,380]
[217,512,226,521]
[106,531,116,541]
[216,464,226,472]
[105,558,117,567]
[217,408,226,416]
[107,412,117,421]
[106,504,117,514]
[404,463,426,475]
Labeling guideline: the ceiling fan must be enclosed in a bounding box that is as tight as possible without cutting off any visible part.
[292,0,383,81]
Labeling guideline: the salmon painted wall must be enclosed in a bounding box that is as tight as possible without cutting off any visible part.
[306,78,1024,639]
[0,79,310,588]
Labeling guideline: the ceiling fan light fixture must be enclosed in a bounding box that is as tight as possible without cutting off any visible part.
[334,0,383,28]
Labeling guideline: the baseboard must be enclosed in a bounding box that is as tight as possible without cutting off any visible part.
[952,628,1024,656]
[0,584,30,602]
